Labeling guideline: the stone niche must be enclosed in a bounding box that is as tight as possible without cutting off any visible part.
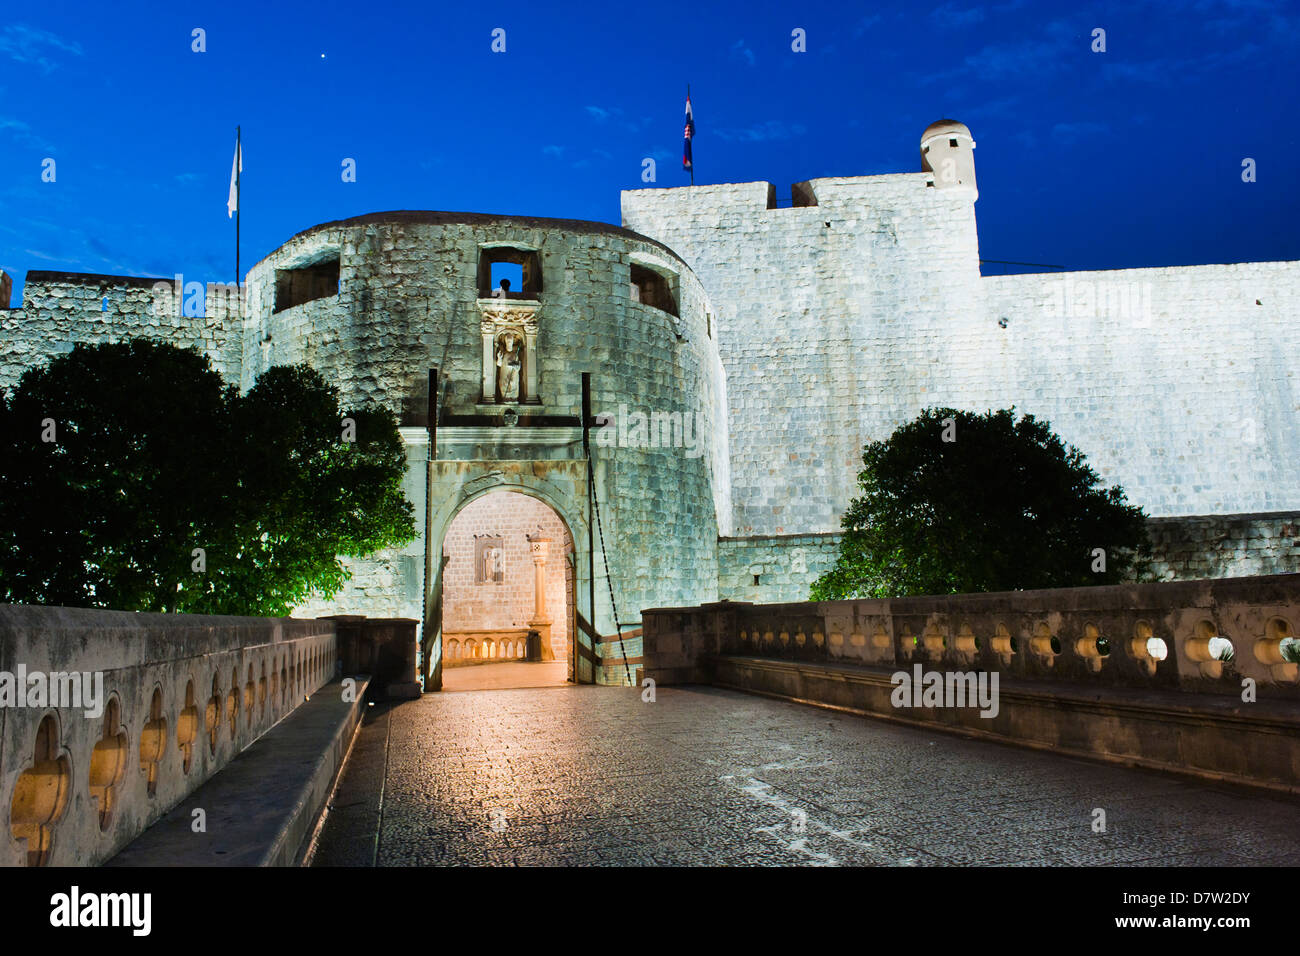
[475,534,505,584]
[480,300,540,405]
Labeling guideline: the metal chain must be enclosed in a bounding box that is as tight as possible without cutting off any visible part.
[588,457,633,685]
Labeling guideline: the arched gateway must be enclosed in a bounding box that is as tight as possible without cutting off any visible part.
[428,477,585,688]
[440,491,575,669]
[258,211,732,687]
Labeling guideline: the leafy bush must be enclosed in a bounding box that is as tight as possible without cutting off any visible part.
[812,408,1151,599]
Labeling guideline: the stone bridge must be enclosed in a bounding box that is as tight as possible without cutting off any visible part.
[2,574,1299,867]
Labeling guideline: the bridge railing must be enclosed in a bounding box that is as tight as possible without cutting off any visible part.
[643,575,1300,696]
[0,605,337,867]
[643,576,1300,791]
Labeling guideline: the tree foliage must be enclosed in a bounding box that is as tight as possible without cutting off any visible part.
[810,408,1151,600]
[0,340,415,615]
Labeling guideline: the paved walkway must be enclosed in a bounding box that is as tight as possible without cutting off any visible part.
[310,684,1300,867]
[440,661,569,692]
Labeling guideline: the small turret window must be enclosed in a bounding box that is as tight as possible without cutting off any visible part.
[273,255,340,313]
[478,248,542,299]
[630,262,679,318]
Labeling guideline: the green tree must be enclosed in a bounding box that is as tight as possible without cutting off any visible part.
[810,408,1151,600]
[0,340,415,615]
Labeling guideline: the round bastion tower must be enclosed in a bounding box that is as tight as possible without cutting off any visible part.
[920,119,977,198]
[240,211,731,687]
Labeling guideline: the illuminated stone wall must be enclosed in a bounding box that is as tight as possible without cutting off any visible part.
[0,271,243,390]
[622,163,1300,536]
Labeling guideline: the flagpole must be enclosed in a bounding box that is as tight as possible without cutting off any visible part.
[235,125,241,310]
[687,83,694,186]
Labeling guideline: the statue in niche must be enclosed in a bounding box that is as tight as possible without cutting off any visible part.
[476,537,504,584]
[495,331,522,402]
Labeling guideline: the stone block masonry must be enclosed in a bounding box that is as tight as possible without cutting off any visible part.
[1147,512,1300,581]
[715,514,1300,604]
[623,176,1300,535]
[0,271,244,391]
[623,175,983,538]
[719,533,842,603]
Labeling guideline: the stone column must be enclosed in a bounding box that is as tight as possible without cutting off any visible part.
[481,332,495,402]
[523,330,539,403]
[527,537,553,660]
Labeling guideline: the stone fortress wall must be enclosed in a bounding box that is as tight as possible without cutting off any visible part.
[625,173,984,537]
[622,119,1300,593]
[0,271,243,390]
[720,515,1300,606]
[621,171,1300,536]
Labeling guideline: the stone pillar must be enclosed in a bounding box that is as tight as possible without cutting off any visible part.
[0,270,12,310]
[481,332,495,402]
[523,330,539,403]
[527,537,553,660]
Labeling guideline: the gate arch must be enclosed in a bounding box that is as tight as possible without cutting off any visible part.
[424,461,596,689]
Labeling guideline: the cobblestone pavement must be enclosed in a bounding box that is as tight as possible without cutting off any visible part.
[311,684,1300,867]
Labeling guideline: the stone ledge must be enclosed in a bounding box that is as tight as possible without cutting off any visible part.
[712,656,1300,795]
[106,676,370,867]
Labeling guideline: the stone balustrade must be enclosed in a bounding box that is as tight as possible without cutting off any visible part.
[642,576,1300,792]
[643,575,1300,694]
[0,606,337,866]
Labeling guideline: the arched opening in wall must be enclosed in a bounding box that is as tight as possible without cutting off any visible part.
[629,262,679,317]
[440,490,575,691]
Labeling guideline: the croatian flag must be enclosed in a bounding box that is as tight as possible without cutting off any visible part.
[682,95,694,171]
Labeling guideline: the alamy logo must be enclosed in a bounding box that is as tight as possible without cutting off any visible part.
[150,273,244,319]
[0,666,104,719]
[50,886,151,936]
[890,664,1000,719]
[594,404,705,458]
[1040,276,1153,323]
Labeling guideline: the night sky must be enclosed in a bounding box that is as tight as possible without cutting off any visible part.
[1,0,1297,303]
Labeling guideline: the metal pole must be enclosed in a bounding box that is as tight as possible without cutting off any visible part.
[687,84,694,186]
[582,372,595,681]
[235,126,240,298]
[423,366,440,691]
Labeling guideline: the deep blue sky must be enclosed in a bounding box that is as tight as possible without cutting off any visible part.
[1,0,1297,302]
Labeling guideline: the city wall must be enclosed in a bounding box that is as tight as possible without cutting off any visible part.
[0,270,243,390]
[622,179,1300,535]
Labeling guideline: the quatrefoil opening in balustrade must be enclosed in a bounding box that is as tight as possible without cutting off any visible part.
[89,696,128,831]
[139,686,167,798]
[10,713,72,867]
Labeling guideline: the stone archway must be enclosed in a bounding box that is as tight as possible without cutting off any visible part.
[423,459,596,690]
[440,491,574,671]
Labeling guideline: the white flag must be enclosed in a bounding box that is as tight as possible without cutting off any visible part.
[226,139,242,218]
